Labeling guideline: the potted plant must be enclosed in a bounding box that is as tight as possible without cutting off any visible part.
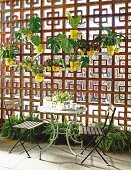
[0,44,19,67]
[15,16,44,54]
[52,59,60,71]
[67,12,82,40]
[55,91,71,110]
[31,65,45,82]
[19,56,35,69]
[44,59,52,71]
[100,25,125,56]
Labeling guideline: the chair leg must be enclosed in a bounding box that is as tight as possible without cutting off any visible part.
[9,139,21,153]
[81,136,96,155]
[81,147,95,164]
[20,140,31,158]
[32,135,42,149]
[95,148,109,165]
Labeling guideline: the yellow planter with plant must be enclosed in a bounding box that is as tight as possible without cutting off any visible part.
[107,45,115,56]
[70,30,79,40]
[52,66,60,72]
[67,12,81,40]
[35,74,44,82]
[70,61,77,71]
[46,66,51,72]
[31,65,45,83]
[5,58,14,67]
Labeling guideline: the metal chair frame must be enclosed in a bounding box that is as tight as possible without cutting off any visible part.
[79,103,116,165]
[4,98,45,158]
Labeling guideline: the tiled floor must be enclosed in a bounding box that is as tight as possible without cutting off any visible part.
[0,136,131,170]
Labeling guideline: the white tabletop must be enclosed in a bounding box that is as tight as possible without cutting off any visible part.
[38,105,87,115]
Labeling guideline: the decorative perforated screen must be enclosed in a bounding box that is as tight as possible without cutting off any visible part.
[0,0,131,128]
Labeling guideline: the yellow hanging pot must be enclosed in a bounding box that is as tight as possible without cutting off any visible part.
[107,45,115,56]
[35,44,44,53]
[70,30,79,40]
[46,66,51,72]
[52,66,60,72]
[70,61,77,71]
[5,58,14,67]
[35,74,44,82]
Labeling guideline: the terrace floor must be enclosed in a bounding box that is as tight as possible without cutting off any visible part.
[0,136,131,170]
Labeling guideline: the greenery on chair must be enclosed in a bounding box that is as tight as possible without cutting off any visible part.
[96,123,128,152]
[1,114,43,141]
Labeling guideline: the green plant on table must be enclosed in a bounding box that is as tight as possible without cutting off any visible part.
[55,91,71,104]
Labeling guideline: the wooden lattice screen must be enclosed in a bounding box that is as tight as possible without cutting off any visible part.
[0,0,131,129]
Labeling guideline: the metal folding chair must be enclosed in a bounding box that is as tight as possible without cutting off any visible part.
[4,98,45,158]
[79,103,116,165]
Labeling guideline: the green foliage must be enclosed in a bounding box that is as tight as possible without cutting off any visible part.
[126,130,131,151]
[31,65,44,75]
[96,123,128,152]
[48,33,76,55]
[55,91,71,104]
[69,55,77,61]
[99,24,125,47]
[15,16,42,46]
[31,35,41,46]
[28,16,42,33]
[1,114,43,141]
[67,12,81,29]
[81,56,89,67]
[0,44,19,59]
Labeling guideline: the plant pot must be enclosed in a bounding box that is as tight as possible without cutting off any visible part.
[107,45,115,56]
[46,66,51,72]
[5,58,14,67]
[52,66,60,71]
[87,50,95,57]
[70,30,79,40]
[35,74,44,82]
[35,44,44,53]
[70,61,77,71]
[115,48,120,53]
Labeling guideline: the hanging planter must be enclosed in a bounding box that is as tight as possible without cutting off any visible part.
[67,11,81,40]
[0,44,19,67]
[35,74,44,83]
[5,58,15,67]
[70,61,77,71]
[31,65,45,83]
[70,30,79,40]
[107,45,115,56]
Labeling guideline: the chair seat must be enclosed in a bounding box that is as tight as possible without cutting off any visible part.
[13,121,44,130]
[79,126,103,136]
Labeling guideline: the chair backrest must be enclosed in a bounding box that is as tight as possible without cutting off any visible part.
[4,99,22,125]
[102,103,116,136]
